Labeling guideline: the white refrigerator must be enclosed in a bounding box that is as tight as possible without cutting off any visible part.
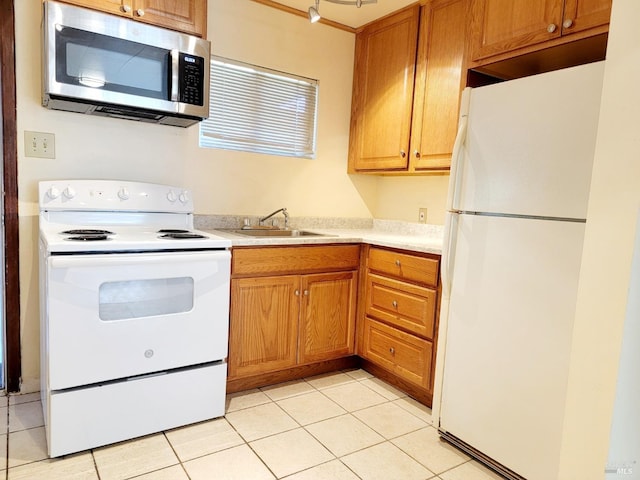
[436,62,605,480]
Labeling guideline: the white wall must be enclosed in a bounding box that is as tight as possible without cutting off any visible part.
[375,175,449,224]
[14,0,380,391]
[605,209,640,480]
[558,0,640,477]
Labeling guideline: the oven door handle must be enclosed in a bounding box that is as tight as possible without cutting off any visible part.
[48,250,230,269]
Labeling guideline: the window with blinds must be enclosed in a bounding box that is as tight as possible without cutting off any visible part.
[200,56,318,159]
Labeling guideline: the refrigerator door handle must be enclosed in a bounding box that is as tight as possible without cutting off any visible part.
[446,116,468,213]
[441,211,459,298]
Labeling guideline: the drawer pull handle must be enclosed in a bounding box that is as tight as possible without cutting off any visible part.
[295,289,300,296]
[303,290,309,296]
[389,347,395,355]
[392,300,398,308]
[395,259,401,267]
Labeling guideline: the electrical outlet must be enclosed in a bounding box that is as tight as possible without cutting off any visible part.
[418,207,428,224]
[24,131,55,159]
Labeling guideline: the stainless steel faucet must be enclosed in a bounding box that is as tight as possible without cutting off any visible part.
[260,207,289,229]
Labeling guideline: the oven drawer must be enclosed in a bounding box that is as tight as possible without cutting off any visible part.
[46,363,226,457]
[45,251,231,390]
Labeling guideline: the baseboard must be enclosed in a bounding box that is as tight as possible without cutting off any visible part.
[226,356,360,393]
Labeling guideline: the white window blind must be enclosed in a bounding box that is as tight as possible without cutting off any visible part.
[200,56,318,159]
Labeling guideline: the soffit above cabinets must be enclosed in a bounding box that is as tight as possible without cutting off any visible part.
[260,0,418,29]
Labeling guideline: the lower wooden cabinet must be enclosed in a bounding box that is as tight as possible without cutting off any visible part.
[227,242,441,406]
[362,317,432,389]
[358,245,441,406]
[299,272,357,364]
[228,245,359,383]
[228,275,299,378]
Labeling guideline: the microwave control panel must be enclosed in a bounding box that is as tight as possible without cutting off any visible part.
[179,53,205,106]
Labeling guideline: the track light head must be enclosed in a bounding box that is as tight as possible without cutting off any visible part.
[308,0,321,23]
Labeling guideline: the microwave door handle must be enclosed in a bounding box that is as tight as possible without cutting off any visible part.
[170,49,179,102]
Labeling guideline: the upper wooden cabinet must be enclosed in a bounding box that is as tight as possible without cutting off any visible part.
[55,0,129,16]
[348,0,469,174]
[349,6,419,172]
[470,0,611,62]
[134,0,206,37]
[53,0,207,37]
[410,0,469,171]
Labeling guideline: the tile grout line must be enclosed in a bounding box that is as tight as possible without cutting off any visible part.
[232,373,354,479]
[249,382,331,478]
[4,371,451,480]
[287,373,418,478]
[310,373,444,479]
[254,374,365,479]
[90,447,102,480]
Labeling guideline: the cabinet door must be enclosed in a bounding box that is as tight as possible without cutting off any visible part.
[298,272,357,364]
[410,0,468,170]
[228,276,299,379]
[471,0,563,61]
[562,0,611,35]
[133,0,207,37]
[348,5,419,171]
[56,0,132,17]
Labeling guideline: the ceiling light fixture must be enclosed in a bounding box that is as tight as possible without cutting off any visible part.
[308,0,321,23]
[324,0,377,7]
[308,0,377,23]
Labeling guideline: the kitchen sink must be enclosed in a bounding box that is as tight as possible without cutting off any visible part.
[225,229,331,238]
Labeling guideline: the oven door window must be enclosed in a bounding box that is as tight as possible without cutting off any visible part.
[56,26,169,100]
[99,277,194,321]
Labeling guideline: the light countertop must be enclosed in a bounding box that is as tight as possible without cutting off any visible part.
[198,218,443,255]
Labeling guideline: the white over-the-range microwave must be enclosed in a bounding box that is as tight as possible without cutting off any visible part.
[42,1,210,127]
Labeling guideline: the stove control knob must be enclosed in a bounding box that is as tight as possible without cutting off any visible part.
[167,190,177,203]
[118,188,130,200]
[63,187,76,199]
[46,186,60,199]
[179,191,190,204]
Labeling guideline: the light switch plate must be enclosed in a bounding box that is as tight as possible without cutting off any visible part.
[25,131,55,159]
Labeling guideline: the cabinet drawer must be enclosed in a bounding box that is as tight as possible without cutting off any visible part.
[368,247,438,286]
[366,273,436,339]
[362,317,432,389]
[232,245,360,276]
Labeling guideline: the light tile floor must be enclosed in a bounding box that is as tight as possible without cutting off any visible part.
[0,370,506,480]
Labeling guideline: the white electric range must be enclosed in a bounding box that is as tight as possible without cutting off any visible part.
[38,179,232,457]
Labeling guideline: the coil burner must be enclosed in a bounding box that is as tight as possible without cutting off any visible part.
[61,229,114,242]
[158,232,207,239]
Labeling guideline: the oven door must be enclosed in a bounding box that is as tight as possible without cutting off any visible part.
[44,250,230,390]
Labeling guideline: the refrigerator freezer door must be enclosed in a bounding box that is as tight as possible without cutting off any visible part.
[454,62,604,219]
[439,214,585,480]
